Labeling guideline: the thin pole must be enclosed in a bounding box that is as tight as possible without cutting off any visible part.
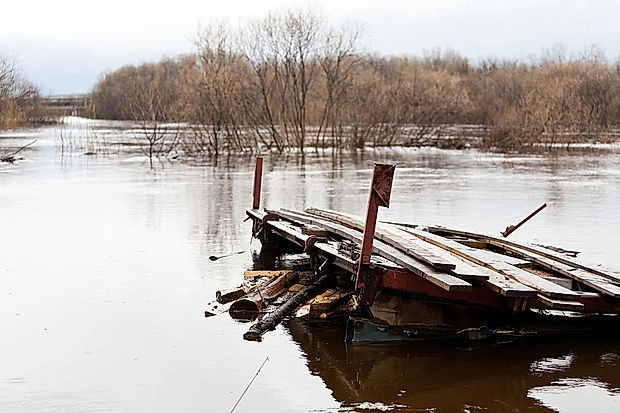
[502,203,547,237]
[230,356,270,413]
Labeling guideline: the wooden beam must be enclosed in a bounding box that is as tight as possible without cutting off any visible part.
[398,226,579,299]
[283,208,457,272]
[272,209,472,292]
[426,225,620,284]
[305,207,488,279]
[304,208,539,298]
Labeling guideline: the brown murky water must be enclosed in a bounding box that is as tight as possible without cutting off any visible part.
[1,120,619,412]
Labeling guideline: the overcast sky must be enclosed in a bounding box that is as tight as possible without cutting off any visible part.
[2,0,620,95]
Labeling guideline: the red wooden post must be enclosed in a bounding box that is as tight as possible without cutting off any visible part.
[355,164,396,290]
[252,157,263,210]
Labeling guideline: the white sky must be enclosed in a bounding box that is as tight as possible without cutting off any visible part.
[2,0,620,94]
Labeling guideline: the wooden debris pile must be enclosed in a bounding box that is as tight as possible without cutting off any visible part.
[205,268,356,341]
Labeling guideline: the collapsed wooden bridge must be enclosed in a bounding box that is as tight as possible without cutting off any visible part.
[208,158,620,342]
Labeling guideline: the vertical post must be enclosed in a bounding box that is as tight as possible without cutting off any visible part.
[252,157,263,210]
[356,164,396,290]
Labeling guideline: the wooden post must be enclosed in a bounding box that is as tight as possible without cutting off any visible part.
[356,164,396,290]
[252,157,263,210]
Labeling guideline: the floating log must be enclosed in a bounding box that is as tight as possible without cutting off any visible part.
[244,272,332,341]
[230,271,298,319]
[216,286,249,304]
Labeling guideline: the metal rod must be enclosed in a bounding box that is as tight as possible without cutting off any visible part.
[355,164,396,290]
[501,203,547,238]
[230,356,269,412]
[252,157,263,210]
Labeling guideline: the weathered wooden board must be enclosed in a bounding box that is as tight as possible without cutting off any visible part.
[485,242,620,298]
[282,208,457,272]
[305,207,537,298]
[305,207,488,280]
[244,270,294,278]
[396,225,579,299]
[537,295,584,311]
[425,224,620,284]
[273,209,472,292]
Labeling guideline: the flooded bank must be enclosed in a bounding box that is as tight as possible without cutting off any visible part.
[1,121,619,412]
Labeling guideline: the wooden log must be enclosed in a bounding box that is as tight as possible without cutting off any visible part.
[216,286,248,304]
[244,272,332,341]
[230,271,298,319]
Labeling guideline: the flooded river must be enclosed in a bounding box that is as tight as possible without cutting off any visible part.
[1,120,619,412]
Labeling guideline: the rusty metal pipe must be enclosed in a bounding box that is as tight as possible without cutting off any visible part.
[501,203,547,238]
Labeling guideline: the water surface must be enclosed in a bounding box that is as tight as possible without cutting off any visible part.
[1,121,619,412]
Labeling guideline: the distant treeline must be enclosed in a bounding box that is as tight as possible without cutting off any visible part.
[91,10,620,153]
[0,55,39,129]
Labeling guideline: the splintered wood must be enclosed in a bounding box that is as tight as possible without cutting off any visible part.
[295,289,350,319]
[244,270,293,278]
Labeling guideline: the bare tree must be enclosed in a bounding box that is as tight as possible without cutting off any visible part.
[0,55,39,128]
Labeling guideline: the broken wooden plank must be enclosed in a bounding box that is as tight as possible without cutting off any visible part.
[288,283,305,293]
[285,208,457,272]
[486,242,620,298]
[216,286,249,304]
[244,270,294,278]
[274,209,472,292]
[426,225,620,284]
[308,289,350,316]
[537,295,584,311]
[396,226,579,299]
[305,207,536,297]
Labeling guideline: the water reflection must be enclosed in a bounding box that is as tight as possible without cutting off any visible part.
[1,122,619,412]
[287,320,619,411]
